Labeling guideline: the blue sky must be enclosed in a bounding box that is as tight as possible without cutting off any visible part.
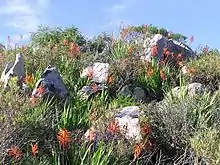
[0,0,219,50]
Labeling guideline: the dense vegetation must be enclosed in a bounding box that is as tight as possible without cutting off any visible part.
[0,24,219,165]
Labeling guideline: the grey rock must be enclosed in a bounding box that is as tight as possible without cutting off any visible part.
[133,87,146,102]
[31,66,68,99]
[0,53,25,89]
[141,34,195,62]
[78,84,107,100]
[118,85,132,97]
[187,82,205,97]
[169,83,205,98]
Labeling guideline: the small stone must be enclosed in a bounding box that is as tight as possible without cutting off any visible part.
[133,87,146,102]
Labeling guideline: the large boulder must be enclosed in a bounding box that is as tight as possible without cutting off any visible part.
[81,62,109,84]
[141,34,195,62]
[0,53,25,89]
[115,106,142,141]
[31,66,68,100]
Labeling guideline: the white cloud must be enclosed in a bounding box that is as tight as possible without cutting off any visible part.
[102,0,141,30]
[0,0,51,33]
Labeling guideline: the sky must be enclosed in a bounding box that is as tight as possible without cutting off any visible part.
[0,0,220,51]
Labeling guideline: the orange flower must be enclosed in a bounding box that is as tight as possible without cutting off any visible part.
[89,128,96,142]
[37,85,46,96]
[24,75,34,84]
[107,74,114,84]
[31,143,38,158]
[57,128,72,150]
[160,70,167,80]
[177,53,183,61]
[92,83,98,93]
[63,39,69,46]
[163,48,171,57]
[133,142,144,161]
[120,28,129,39]
[107,119,120,135]
[29,96,39,105]
[190,36,194,44]
[203,46,209,53]
[7,146,23,161]
[88,66,94,80]
[129,47,133,55]
[147,67,154,77]
[178,61,184,67]
[70,42,80,55]
[187,67,197,77]
[140,122,152,137]
[152,44,158,57]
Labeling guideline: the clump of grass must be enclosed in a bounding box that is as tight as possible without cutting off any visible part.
[185,51,220,91]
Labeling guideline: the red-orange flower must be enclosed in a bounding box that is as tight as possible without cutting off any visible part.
[88,67,94,80]
[37,85,46,96]
[63,39,69,46]
[70,42,80,55]
[160,70,167,80]
[147,67,154,77]
[152,44,158,57]
[107,119,120,135]
[31,143,38,158]
[24,75,34,84]
[7,146,23,161]
[177,53,183,61]
[92,83,98,93]
[203,46,209,53]
[190,36,194,44]
[107,74,114,84]
[178,61,184,67]
[89,128,96,142]
[57,128,72,150]
[129,47,133,55]
[133,142,144,161]
[140,122,152,137]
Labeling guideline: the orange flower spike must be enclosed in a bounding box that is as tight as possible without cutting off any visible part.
[31,143,39,158]
[147,67,154,77]
[92,83,98,93]
[57,128,72,150]
[129,47,133,55]
[37,85,46,96]
[8,146,23,161]
[107,74,114,84]
[63,39,69,46]
[177,53,183,61]
[70,42,80,54]
[88,66,94,80]
[108,119,120,135]
[178,61,184,67]
[160,70,167,80]
[152,44,158,57]
[203,47,209,53]
[24,75,34,84]
[133,143,144,161]
[140,122,152,137]
[89,128,96,142]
